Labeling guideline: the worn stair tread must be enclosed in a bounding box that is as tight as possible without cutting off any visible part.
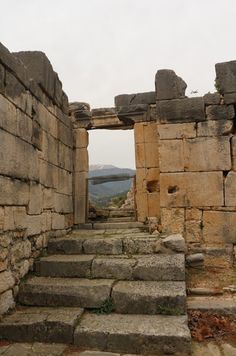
[74,312,191,355]
[112,280,186,314]
[0,307,83,343]
[187,296,236,315]
[19,277,115,308]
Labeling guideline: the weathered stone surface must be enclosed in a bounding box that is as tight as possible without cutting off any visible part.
[187,296,236,315]
[0,271,15,294]
[133,254,185,281]
[232,136,236,170]
[161,208,185,234]
[74,313,191,355]
[48,237,83,254]
[155,70,187,100]
[203,211,236,244]
[112,281,186,314]
[215,60,236,94]
[162,234,186,252]
[157,122,196,139]
[5,71,27,111]
[206,104,234,120]
[123,237,161,255]
[186,253,204,267]
[10,240,31,264]
[19,276,114,308]
[51,213,65,230]
[156,97,205,123]
[0,307,83,343]
[83,238,123,255]
[0,290,15,315]
[135,192,148,222]
[224,92,236,104]
[225,171,236,206]
[115,92,156,106]
[28,183,42,215]
[35,255,94,278]
[74,148,89,172]
[203,92,221,105]
[92,257,136,280]
[0,94,17,135]
[74,128,89,148]
[185,220,203,244]
[160,172,223,207]
[159,139,184,172]
[197,120,233,136]
[26,215,42,236]
[184,137,231,171]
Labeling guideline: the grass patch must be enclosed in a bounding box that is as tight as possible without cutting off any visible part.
[91,298,115,314]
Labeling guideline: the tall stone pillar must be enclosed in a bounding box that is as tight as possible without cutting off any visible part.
[134,122,160,222]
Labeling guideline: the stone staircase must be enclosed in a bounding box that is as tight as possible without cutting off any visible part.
[0,224,191,355]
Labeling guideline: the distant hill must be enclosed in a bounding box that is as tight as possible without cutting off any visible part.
[89,165,135,206]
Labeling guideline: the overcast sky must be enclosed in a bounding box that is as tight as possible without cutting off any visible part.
[1,0,236,169]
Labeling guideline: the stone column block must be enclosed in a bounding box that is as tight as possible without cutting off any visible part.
[159,140,184,172]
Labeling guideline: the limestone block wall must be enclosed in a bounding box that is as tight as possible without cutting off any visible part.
[0,43,73,315]
[155,65,236,266]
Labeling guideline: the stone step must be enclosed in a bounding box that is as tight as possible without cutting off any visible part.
[111,281,186,315]
[78,222,146,230]
[74,313,191,355]
[47,233,162,256]
[19,277,115,308]
[19,277,186,314]
[105,217,136,222]
[35,254,185,281]
[0,307,83,344]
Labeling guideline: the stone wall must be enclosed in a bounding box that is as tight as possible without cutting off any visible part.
[0,43,73,315]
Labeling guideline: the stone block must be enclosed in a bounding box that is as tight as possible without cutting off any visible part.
[134,123,144,144]
[185,208,202,221]
[225,171,236,206]
[57,169,72,195]
[13,207,27,230]
[11,240,31,265]
[74,172,88,197]
[74,195,87,224]
[161,208,185,234]
[16,109,32,143]
[185,220,202,244]
[157,122,196,139]
[147,192,160,217]
[0,207,4,230]
[206,105,234,120]
[224,93,236,104]
[42,131,58,165]
[203,92,221,105]
[135,168,146,193]
[155,69,187,100]
[0,290,15,315]
[143,122,158,143]
[197,120,233,137]
[28,183,43,215]
[74,148,89,172]
[32,119,43,150]
[115,91,156,106]
[92,257,135,280]
[145,142,159,168]
[232,136,236,170]
[135,143,145,168]
[184,137,231,171]
[156,97,205,123]
[0,63,4,93]
[160,172,223,207]
[3,207,14,231]
[0,94,17,135]
[135,192,148,222]
[5,71,27,111]
[54,193,73,213]
[203,211,236,244]
[162,234,186,252]
[43,188,54,209]
[58,121,73,148]
[40,160,58,188]
[27,215,42,236]
[0,176,29,206]
[52,213,65,230]
[0,271,15,294]
[36,102,58,138]
[159,139,184,172]
[58,143,73,171]
[74,128,89,148]
[215,60,236,94]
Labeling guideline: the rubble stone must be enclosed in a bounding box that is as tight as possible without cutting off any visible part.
[155,69,187,100]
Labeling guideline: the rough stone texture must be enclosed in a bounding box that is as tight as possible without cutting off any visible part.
[197,120,233,137]
[224,92,236,104]
[0,307,83,343]
[112,281,186,314]
[115,92,156,106]
[161,208,185,234]
[160,172,223,207]
[206,104,234,120]
[74,313,191,355]
[187,296,236,315]
[19,276,114,308]
[0,271,15,294]
[35,255,94,278]
[159,139,184,172]
[92,257,136,280]
[203,92,221,105]
[215,60,236,94]
[83,238,123,255]
[155,70,187,100]
[231,136,236,170]
[123,237,161,255]
[48,237,83,254]
[225,171,236,206]
[156,97,205,123]
[184,137,231,171]
[203,211,236,244]
[157,122,196,139]
[133,254,185,281]
[0,290,15,315]
[161,234,186,252]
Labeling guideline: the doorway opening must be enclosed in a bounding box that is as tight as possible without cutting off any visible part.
[88,129,136,222]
